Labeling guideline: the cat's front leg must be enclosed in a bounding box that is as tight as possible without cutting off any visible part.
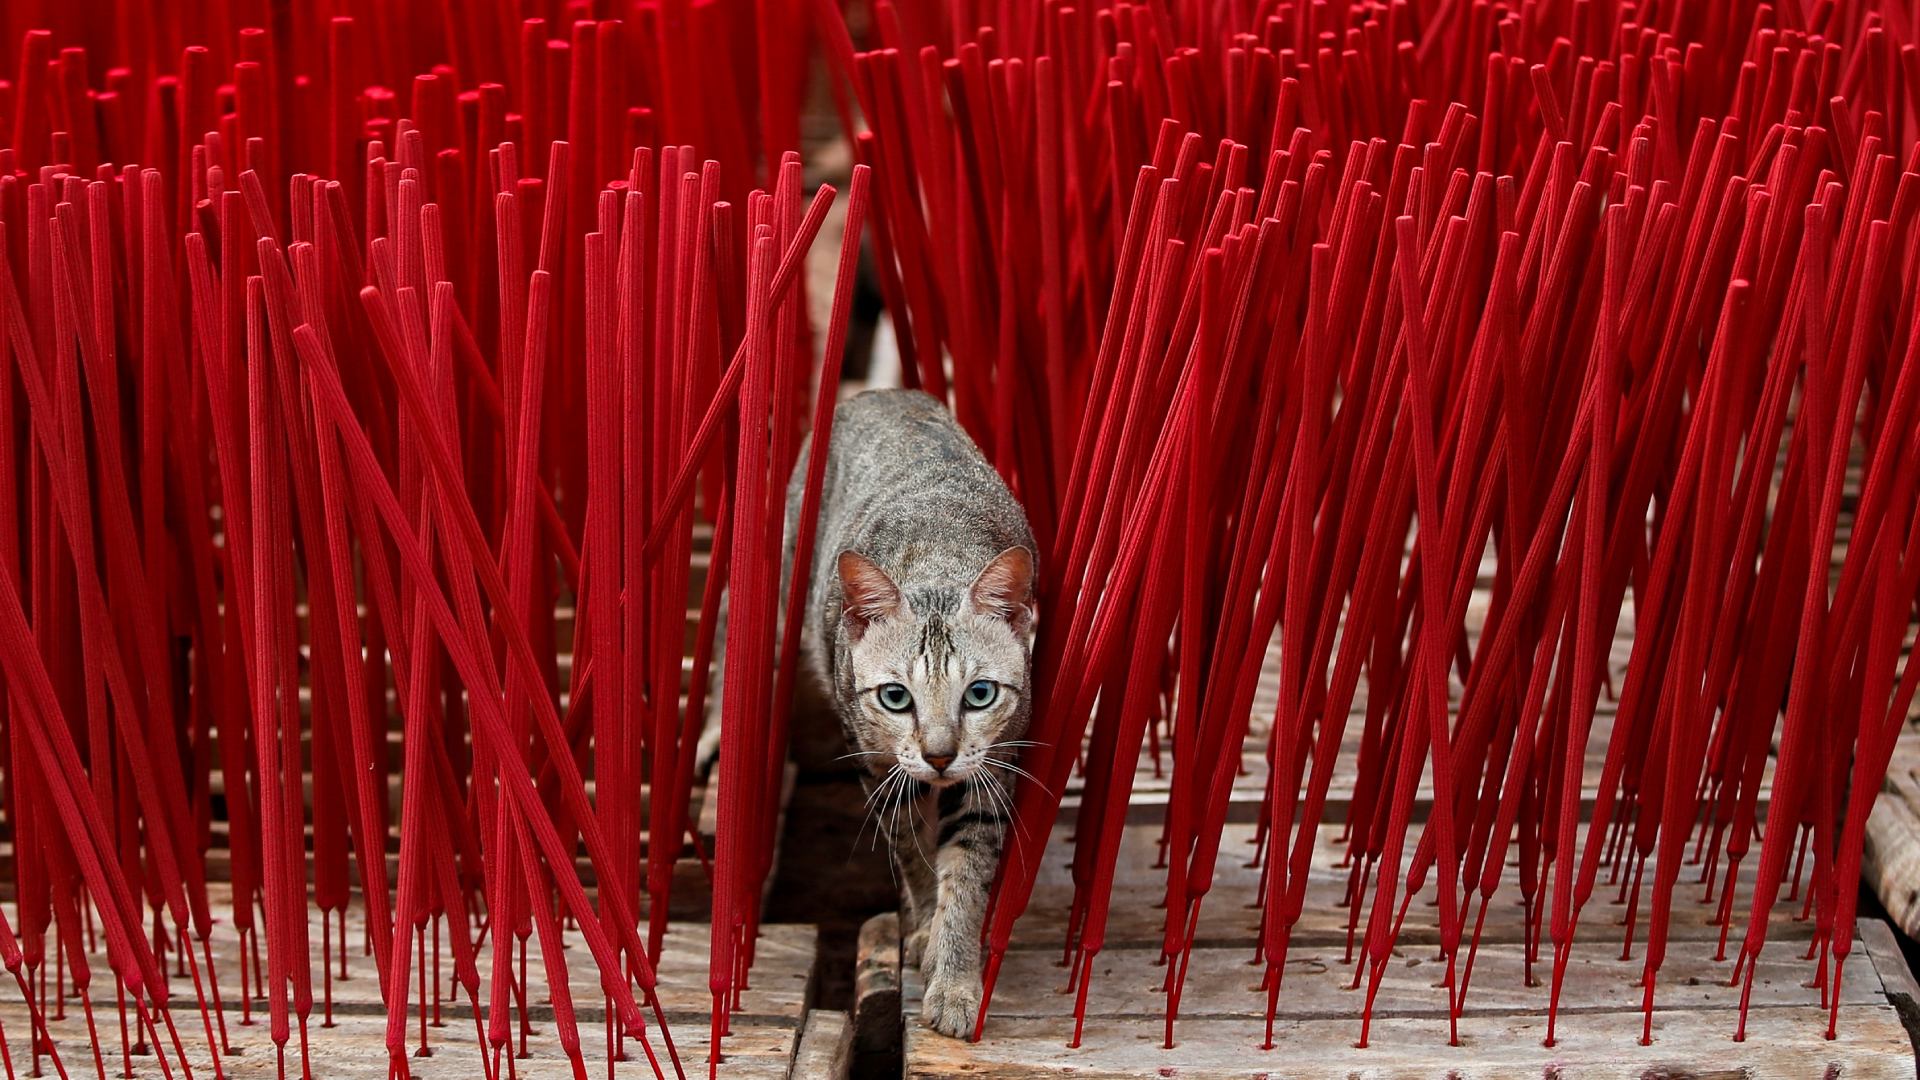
[920,782,1007,1039]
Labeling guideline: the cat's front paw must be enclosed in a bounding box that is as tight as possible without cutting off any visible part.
[920,970,983,1039]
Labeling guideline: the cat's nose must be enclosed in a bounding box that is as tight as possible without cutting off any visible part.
[925,753,955,774]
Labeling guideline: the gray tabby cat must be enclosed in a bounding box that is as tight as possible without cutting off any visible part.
[794,388,1035,1038]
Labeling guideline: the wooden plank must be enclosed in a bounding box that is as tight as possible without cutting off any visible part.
[788,1009,852,1080]
[904,814,1917,1075]
[1069,598,1781,826]
[1867,783,1920,938]
[0,888,820,1078]
[969,935,1885,1022]
[1011,819,1823,950]
[905,981,1915,1080]
[853,912,903,1078]
[1862,920,1920,1007]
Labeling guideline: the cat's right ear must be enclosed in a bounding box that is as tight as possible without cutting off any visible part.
[838,551,902,640]
[969,546,1036,632]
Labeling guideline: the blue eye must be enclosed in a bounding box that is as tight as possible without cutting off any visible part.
[963,680,998,709]
[876,684,914,712]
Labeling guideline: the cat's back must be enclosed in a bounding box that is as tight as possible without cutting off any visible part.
[827,388,999,498]
[813,389,1031,584]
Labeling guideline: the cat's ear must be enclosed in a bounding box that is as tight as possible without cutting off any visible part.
[969,546,1035,631]
[838,550,903,639]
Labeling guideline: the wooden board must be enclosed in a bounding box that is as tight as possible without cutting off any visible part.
[898,817,1919,1077]
[1012,824,1842,952]
[790,1009,853,1080]
[1868,724,1920,941]
[0,887,830,1078]
[1058,595,1784,827]
[905,997,1915,1079]
[852,911,902,1072]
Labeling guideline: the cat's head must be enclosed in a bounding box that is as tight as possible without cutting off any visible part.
[837,546,1035,787]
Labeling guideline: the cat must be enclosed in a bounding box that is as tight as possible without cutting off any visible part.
[787,388,1036,1039]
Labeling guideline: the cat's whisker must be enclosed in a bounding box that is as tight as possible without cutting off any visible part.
[853,788,881,850]
[879,769,908,844]
[868,770,908,884]
[862,764,908,811]
[981,768,1041,843]
[992,773,1018,821]
[882,779,906,854]
[882,774,914,867]
[872,782,901,855]
[857,765,908,856]
[984,757,1044,788]
[962,775,993,817]
[894,778,936,872]
[881,767,910,818]
[973,771,1028,845]
[872,780,903,885]
[972,771,1007,815]
[967,768,1013,826]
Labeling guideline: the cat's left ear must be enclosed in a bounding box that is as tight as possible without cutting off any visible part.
[969,546,1036,632]
[839,550,904,640]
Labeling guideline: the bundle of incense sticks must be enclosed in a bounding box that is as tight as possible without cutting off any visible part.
[2,0,1919,1074]
[0,4,866,1079]
[821,0,1920,1051]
